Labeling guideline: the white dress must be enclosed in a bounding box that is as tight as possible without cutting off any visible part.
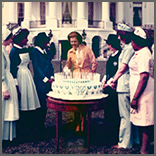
[17,52,41,110]
[129,47,154,126]
[2,46,19,141]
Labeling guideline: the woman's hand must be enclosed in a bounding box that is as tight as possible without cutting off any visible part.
[110,81,117,90]
[63,66,70,73]
[102,81,106,88]
[48,79,54,84]
[3,90,10,100]
[103,83,109,89]
[131,99,138,110]
[130,72,149,111]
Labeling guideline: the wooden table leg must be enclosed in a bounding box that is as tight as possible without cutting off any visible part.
[56,111,59,150]
[56,111,62,150]
[87,111,91,150]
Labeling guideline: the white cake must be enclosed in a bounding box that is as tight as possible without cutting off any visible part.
[47,72,107,100]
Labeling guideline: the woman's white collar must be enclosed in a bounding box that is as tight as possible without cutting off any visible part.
[14,44,22,49]
[35,46,46,54]
[111,50,119,56]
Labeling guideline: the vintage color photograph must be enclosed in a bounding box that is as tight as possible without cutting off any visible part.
[2,1,154,154]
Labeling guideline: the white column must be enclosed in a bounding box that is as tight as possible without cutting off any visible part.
[77,2,88,28]
[116,2,124,23]
[102,2,112,29]
[8,2,16,23]
[21,2,31,28]
[47,2,57,28]
[24,2,31,21]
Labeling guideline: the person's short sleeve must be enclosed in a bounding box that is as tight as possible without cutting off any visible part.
[122,45,134,65]
[137,49,151,74]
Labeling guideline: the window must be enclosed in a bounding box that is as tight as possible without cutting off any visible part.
[62,2,72,24]
[40,2,46,25]
[88,2,93,25]
[110,3,116,28]
[18,3,24,26]
[133,2,142,26]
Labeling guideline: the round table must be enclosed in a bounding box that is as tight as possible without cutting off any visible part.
[47,96,107,150]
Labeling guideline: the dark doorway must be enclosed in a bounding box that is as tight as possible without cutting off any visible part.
[60,40,72,60]
[92,36,101,58]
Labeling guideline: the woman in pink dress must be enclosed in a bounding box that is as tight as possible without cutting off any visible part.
[129,27,154,154]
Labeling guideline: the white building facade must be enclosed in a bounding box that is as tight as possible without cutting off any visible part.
[2,2,154,61]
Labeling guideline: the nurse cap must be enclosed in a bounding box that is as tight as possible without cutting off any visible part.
[2,25,12,41]
[134,27,147,39]
[12,26,22,36]
[117,23,132,32]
